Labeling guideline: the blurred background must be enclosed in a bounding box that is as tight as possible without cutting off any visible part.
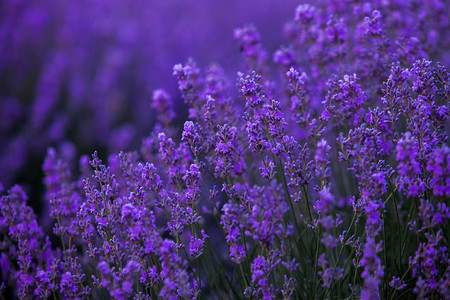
[0,0,299,196]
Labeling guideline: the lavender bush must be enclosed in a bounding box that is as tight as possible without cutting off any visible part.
[1,1,449,299]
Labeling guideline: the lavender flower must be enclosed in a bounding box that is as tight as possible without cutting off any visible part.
[1,2,449,299]
[426,145,450,197]
[273,46,296,68]
[152,89,175,127]
[396,132,425,198]
[359,237,384,300]
[322,73,366,129]
[234,24,268,72]
[250,255,279,299]
[314,139,331,184]
[286,67,312,129]
[221,201,246,264]
[188,230,208,259]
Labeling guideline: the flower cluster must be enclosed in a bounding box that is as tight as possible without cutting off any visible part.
[1,1,449,299]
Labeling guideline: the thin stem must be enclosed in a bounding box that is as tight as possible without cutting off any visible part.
[312,229,320,299]
[279,158,301,234]
[196,258,201,290]
[302,185,313,223]
[393,193,403,268]
[239,263,249,288]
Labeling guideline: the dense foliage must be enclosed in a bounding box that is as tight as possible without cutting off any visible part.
[1,1,449,299]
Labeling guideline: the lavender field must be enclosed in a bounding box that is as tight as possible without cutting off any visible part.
[0,0,449,299]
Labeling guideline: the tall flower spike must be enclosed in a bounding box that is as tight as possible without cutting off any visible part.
[234,24,268,72]
[152,89,175,127]
[426,145,450,197]
[294,4,316,26]
[314,139,331,184]
[362,10,384,36]
[214,124,245,178]
[286,67,311,127]
[183,163,201,205]
[221,201,246,264]
[238,71,267,109]
[359,237,384,300]
[173,60,203,120]
[322,73,366,129]
[273,46,296,68]
[182,121,204,157]
[395,132,425,198]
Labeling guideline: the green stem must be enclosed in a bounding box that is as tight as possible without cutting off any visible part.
[136,273,142,300]
[196,258,201,290]
[312,230,320,299]
[393,194,403,268]
[302,185,313,223]
[279,158,301,234]
[239,263,249,288]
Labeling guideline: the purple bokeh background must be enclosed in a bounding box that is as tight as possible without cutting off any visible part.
[0,0,299,188]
